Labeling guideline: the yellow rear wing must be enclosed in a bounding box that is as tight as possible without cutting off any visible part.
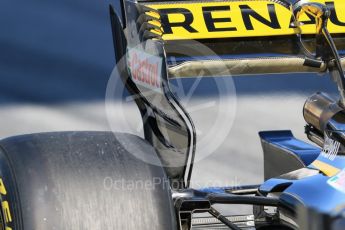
[125,0,345,77]
[143,0,345,40]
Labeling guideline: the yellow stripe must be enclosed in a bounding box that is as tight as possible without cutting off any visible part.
[148,19,162,28]
[312,160,341,177]
[146,0,345,40]
[146,11,161,20]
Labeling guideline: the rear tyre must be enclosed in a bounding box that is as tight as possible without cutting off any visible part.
[0,131,176,230]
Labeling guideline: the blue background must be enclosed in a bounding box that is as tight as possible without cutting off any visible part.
[0,0,338,104]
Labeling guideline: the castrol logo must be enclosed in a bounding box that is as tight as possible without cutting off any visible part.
[127,48,162,93]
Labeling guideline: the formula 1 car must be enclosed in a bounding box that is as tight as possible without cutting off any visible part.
[1,0,345,229]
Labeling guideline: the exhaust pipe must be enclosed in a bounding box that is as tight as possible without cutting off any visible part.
[303,92,345,149]
[303,92,343,132]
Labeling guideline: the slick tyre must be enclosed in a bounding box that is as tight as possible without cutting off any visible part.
[0,131,176,230]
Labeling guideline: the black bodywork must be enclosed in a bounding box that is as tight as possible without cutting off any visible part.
[110,0,345,229]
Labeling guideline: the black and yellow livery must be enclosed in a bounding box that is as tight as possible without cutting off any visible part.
[109,0,345,229]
